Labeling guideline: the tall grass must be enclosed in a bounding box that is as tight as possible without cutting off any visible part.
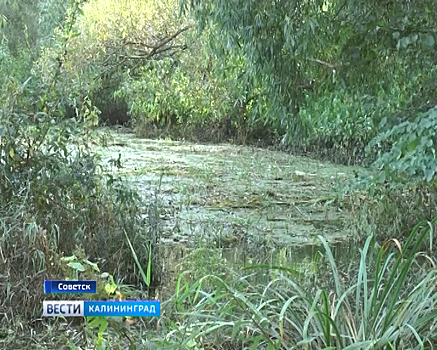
[158,219,437,349]
[0,146,160,320]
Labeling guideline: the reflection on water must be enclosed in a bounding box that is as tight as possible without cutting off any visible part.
[159,240,356,267]
[156,240,357,299]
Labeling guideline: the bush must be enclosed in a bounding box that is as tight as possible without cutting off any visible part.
[0,1,160,323]
[115,27,272,143]
[0,111,160,319]
[63,0,189,126]
[290,90,380,164]
[368,106,437,185]
[115,53,237,138]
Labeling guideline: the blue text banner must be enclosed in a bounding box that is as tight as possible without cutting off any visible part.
[44,280,97,294]
[43,300,160,317]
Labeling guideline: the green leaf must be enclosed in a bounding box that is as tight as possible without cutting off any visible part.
[61,255,77,263]
[67,262,85,272]
[407,138,419,152]
[66,340,79,350]
[425,168,435,182]
[378,171,386,182]
[399,37,409,49]
[123,229,150,286]
[185,339,197,348]
[105,281,117,295]
[423,34,435,48]
[86,260,100,272]
[250,335,263,350]
[87,317,108,334]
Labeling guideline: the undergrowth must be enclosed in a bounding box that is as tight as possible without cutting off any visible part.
[0,0,160,333]
[156,219,437,349]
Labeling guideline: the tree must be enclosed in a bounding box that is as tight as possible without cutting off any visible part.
[64,0,192,124]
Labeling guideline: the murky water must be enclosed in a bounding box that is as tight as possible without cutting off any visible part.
[155,239,358,299]
[92,128,364,289]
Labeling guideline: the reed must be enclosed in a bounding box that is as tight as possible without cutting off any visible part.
[160,218,437,349]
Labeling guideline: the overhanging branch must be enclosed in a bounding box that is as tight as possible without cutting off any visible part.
[307,58,339,69]
[119,44,188,60]
[121,25,192,59]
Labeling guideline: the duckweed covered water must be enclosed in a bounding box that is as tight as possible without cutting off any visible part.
[94,129,366,249]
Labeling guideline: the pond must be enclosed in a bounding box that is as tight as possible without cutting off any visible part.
[92,128,365,293]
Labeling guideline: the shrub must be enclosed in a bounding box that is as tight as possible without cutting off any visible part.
[368,106,437,185]
[0,1,160,323]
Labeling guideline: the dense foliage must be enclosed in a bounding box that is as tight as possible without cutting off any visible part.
[64,0,191,125]
[60,0,437,178]
[181,0,437,163]
[54,0,437,184]
[0,0,159,323]
[0,0,436,348]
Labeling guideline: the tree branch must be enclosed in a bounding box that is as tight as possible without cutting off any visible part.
[119,44,188,60]
[307,58,339,69]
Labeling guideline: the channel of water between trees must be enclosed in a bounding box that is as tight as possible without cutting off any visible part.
[92,128,367,296]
